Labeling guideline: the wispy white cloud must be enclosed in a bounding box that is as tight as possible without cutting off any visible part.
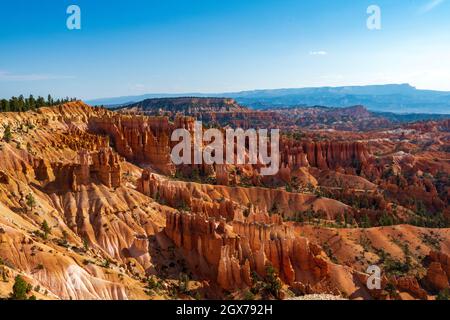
[419,0,445,14]
[309,51,328,56]
[0,70,75,81]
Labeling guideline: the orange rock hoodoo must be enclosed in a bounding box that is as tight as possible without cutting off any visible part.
[34,147,122,191]
[279,139,371,171]
[425,251,450,292]
[88,115,177,175]
[164,210,330,291]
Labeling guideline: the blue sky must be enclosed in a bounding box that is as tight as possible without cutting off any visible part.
[1,0,450,100]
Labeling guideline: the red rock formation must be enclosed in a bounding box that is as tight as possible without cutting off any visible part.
[279,139,371,171]
[0,171,9,184]
[425,251,450,292]
[57,125,108,151]
[405,119,450,133]
[137,171,237,220]
[88,115,176,175]
[395,276,428,300]
[198,111,283,130]
[118,97,282,130]
[33,148,122,191]
[89,147,122,188]
[164,210,330,291]
[215,164,229,186]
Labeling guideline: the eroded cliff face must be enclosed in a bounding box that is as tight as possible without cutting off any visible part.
[164,210,330,292]
[0,204,148,300]
[33,148,122,192]
[137,171,350,221]
[88,115,176,175]
[137,171,237,221]
[280,139,371,171]
[0,103,173,299]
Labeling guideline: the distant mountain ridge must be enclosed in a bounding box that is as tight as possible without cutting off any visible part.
[86,84,450,114]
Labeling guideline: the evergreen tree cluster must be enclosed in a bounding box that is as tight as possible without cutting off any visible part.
[0,95,77,113]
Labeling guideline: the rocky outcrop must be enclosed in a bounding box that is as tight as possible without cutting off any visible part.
[198,111,283,130]
[425,251,450,292]
[395,276,428,300]
[279,139,371,171]
[0,170,10,184]
[82,147,122,188]
[57,125,108,151]
[137,171,238,220]
[215,164,230,186]
[88,115,177,175]
[34,148,122,191]
[164,211,330,291]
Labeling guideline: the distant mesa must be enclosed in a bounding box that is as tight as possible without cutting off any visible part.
[117,97,246,114]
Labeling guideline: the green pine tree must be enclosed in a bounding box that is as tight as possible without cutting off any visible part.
[10,275,31,300]
[41,220,51,239]
[25,193,36,211]
[3,124,12,142]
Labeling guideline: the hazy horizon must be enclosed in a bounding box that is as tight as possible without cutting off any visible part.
[84,82,446,102]
[2,82,448,102]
